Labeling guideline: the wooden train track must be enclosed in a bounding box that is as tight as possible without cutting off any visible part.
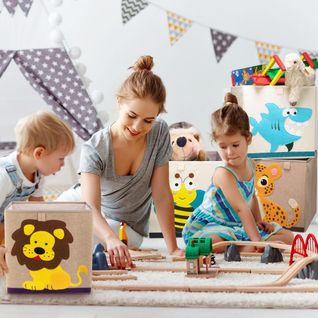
[212,240,292,252]
[93,241,318,293]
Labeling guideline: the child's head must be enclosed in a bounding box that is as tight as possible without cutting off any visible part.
[211,92,251,141]
[116,55,166,114]
[15,111,75,157]
[211,93,251,166]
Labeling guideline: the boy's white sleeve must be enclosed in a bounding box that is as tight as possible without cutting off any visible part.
[0,170,14,207]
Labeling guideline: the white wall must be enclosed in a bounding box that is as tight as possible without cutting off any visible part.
[1,0,318,184]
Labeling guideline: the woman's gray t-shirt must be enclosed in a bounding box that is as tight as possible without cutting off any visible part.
[79,119,172,236]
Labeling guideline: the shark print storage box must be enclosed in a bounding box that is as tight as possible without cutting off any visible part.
[231,86,316,158]
[4,202,93,294]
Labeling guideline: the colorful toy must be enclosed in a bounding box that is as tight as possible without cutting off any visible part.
[252,55,286,86]
[92,243,109,270]
[231,64,265,86]
[289,233,318,265]
[119,222,128,245]
[185,237,216,276]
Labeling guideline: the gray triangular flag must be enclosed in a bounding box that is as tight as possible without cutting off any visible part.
[211,29,237,63]
[121,0,148,24]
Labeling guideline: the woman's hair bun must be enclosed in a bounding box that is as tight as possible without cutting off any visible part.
[132,55,154,72]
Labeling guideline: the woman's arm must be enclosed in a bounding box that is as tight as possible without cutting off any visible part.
[151,164,183,255]
[213,169,261,242]
[81,172,132,268]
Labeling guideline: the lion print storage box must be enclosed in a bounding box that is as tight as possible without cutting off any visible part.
[4,202,92,294]
[231,86,316,159]
[255,157,317,232]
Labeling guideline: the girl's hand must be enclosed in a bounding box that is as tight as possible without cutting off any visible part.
[105,236,133,269]
[257,221,274,233]
[0,246,8,276]
[169,248,184,257]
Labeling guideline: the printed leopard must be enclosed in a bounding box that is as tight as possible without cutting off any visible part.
[255,163,301,228]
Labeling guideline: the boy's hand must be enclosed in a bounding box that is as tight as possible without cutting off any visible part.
[0,246,8,275]
[257,221,274,233]
[105,236,134,269]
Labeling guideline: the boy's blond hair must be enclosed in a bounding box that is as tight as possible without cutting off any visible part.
[15,111,75,155]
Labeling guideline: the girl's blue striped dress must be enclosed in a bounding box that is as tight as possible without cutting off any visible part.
[182,159,282,244]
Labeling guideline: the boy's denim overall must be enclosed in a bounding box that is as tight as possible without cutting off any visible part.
[0,161,40,222]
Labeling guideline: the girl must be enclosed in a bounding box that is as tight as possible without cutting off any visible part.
[182,93,294,252]
[59,56,182,268]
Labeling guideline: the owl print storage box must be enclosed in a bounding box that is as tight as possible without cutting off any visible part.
[4,202,92,294]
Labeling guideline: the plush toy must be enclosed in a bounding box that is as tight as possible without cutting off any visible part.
[169,122,206,161]
[284,53,315,106]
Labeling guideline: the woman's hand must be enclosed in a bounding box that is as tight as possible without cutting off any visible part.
[0,246,8,276]
[105,236,133,269]
[257,221,274,233]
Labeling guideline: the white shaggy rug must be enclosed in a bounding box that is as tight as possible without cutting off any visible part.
[2,253,318,309]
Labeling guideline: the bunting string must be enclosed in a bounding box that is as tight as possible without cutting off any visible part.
[122,0,318,64]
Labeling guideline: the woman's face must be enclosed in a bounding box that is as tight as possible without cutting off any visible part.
[117,97,160,141]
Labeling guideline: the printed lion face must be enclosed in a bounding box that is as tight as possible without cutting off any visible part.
[11,220,73,271]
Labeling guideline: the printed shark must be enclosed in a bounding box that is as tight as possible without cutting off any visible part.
[249,103,312,152]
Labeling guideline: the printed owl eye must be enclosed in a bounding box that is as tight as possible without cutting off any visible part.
[170,179,181,191]
[257,176,268,187]
[184,178,195,190]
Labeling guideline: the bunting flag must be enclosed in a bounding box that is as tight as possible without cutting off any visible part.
[0,48,102,141]
[18,0,33,16]
[2,0,33,16]
[2,0,17,14]
[210,29,237,63]
[121,0,148,24]
[167,11,192,46]
[255,41,282,64]
[0,50,15,76]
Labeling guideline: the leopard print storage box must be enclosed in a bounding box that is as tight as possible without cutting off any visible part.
[4,202,92,294]
[255,157,317,232]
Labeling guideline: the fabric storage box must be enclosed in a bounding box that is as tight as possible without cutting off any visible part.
[149,160,220,237]
[255,156,317,232]
[4,202,92,294]
[231,86,316,159]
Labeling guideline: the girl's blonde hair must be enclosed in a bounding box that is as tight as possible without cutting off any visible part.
[15,111,75,155]
[211,92,251,140]
[117,55,166,113]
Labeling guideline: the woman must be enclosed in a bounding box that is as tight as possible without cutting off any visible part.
[59,56,182,269]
